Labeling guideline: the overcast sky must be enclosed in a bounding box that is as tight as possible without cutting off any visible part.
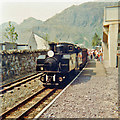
[0,0,118,25]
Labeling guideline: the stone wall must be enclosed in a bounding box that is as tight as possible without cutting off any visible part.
[1,50,47,81]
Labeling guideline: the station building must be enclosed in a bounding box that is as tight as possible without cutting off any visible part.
[103,6,120,67]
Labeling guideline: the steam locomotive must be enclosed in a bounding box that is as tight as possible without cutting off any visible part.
[36,42,88,85]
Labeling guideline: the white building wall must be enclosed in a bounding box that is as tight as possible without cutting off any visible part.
[17,46,29,50]
[108,24,118,67]
[28,34,37,50]
[102,42,109,60]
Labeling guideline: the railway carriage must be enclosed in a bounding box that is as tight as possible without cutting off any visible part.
[36,42,87,85]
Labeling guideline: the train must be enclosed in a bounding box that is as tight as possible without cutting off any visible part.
[36,42,88,86]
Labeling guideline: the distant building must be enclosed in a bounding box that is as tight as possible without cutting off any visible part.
[0,42,28,51]
[102,6,120,67]
[28,33,49,50]
[0,42,17,50]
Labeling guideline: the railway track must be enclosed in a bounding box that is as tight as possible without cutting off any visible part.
[0,72,43,94]
[0,87,61,119]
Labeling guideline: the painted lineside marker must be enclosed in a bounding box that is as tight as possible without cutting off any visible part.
[34,62,88,119]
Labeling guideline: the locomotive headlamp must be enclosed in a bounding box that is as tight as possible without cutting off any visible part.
[41,67,43,70]
[47,50,54,57]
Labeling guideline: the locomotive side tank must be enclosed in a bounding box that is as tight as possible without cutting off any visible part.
[36,42,87,85]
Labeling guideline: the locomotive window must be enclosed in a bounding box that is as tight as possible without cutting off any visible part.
[68,45,73,51]
[56,45,63,53]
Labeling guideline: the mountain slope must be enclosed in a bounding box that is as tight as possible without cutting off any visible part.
[18,17,43,31]
[33,2,118,48]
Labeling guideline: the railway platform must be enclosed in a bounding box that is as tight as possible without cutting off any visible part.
[81,59,106,77]
[41,59,118,118]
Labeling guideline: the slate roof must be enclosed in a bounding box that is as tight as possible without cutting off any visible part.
[33,34,49,50]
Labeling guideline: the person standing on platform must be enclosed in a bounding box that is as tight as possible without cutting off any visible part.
[90,52,93,59]
[96,51,98,60]
[99,51,103,62]
[93,51,96,59]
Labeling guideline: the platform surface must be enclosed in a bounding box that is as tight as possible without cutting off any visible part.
[82,59,106,77]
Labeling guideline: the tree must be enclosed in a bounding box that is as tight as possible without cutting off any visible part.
[4,21,18,43]
[92,33,101,47]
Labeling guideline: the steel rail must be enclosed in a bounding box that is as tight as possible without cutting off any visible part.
[0,73,38,90]
[0,87,47,119]
[17,88,56,119]
[0,73,43,94]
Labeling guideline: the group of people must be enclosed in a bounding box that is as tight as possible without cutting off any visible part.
[88,50,103,62]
